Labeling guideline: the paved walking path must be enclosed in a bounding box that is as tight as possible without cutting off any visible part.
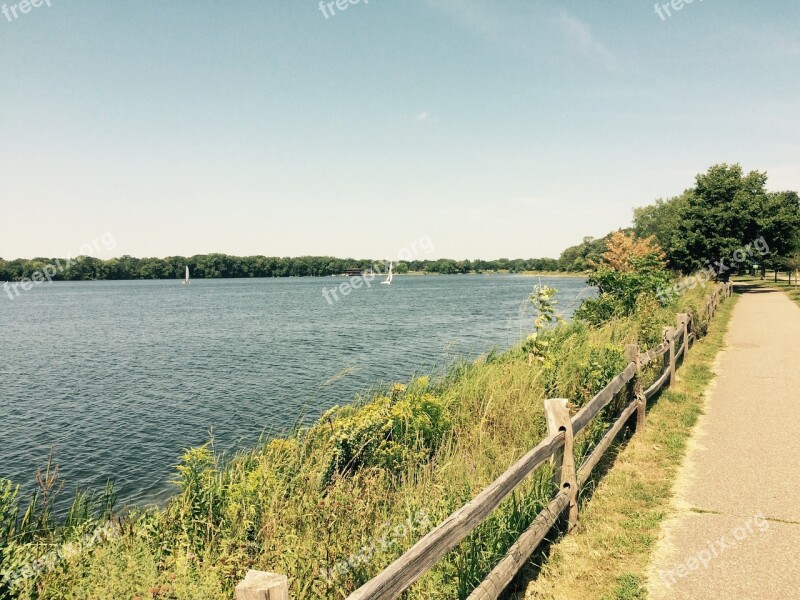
[648,286,800,598]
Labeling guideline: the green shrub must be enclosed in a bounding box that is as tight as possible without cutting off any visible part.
[575,255,673,325]
[315,380,450,488]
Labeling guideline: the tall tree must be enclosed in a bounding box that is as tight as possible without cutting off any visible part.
[670,164,769,276]
[756,191,800,273]
[633,192,689,269]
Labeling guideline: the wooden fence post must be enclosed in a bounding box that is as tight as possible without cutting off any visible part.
[544,398,578,531]
[663,326,676,387]
[235,571,289,600]
[681,312,693,348]
[624,344,645,432]
[677,313,689,354]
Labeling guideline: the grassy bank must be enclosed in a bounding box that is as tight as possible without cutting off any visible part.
[1,285,724,600]
[511,286,738,600]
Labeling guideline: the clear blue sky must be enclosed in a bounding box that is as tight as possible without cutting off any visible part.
[1,1,798,260]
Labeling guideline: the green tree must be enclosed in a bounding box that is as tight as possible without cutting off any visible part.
[756,191,800,274]
[669,164,768,277]
[633,192,690,269]
[557,236,608,271]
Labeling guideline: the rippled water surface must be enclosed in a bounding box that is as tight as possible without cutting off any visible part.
[0,275,591,508]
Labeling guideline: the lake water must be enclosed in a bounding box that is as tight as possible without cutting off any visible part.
[0,275,591,509]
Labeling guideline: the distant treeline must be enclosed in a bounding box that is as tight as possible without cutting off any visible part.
[0,255,572,281]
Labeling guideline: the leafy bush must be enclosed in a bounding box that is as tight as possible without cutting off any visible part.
[315,380,450,488]
[574,231,672,326]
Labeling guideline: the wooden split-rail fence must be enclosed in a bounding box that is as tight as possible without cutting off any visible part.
[235,283,734,600]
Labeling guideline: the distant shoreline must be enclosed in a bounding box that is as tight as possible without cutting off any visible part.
[2,271,589,285]
[1,254,573,283]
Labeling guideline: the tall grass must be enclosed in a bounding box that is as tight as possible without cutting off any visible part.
[0,454,116,600]
[1,285,717,600]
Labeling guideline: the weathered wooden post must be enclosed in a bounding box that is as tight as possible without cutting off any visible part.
[663,326,676,387]
[677,313,690,355]
[235,571,289,600]
[625,344,645,432]
[544,398,578,530]
[685,312,694,348]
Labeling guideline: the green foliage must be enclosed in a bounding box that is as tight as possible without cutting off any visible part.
[0,467,117,599]
[536,322,628,405]
[557,236,610,271]
[0,479,22,598]
[633,193,690,271]
[575,255,673,325]
[669,164,768,274]
[315,380,450,488]
[545,344,627,406]
[172,446,227,548]
[634,164,800,276]
[757,191,800,269]
[522,285,563,363]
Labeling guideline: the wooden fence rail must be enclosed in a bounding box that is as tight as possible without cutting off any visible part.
[238,282,734,600]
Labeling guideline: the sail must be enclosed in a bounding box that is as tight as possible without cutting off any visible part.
[382,261,393,285]
[184,266,190,284]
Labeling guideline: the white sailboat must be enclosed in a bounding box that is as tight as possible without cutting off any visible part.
[381,261,393,285]
[183,266,190,285]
